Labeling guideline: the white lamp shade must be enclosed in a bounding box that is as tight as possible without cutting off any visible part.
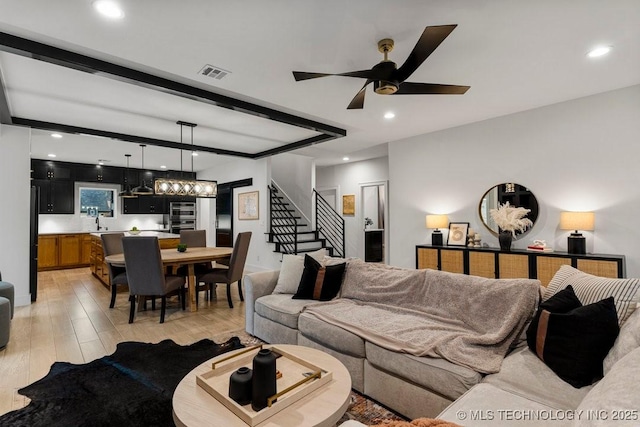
[559,212,595,231]
[426,214,449,229]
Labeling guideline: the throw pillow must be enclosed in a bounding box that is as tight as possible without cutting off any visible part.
[544,265,640,325]
[292,254,346,301]
[272,248,327,294]
[527,286,620,388]
[603,306,640,375]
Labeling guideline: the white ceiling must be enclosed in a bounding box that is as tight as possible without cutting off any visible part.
[1,0,639,170]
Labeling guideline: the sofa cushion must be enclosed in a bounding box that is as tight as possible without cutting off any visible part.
[293,254,346,301]
[483,347,593,409]
[576,346,640,427]
[254,294,319,329]
[298,311,365,357]
[526,286,619,388]
[438,383,572,427]
[543,265,640,325]
[603,306,640,374]
[365,342,481,401]
[272,249,327,294]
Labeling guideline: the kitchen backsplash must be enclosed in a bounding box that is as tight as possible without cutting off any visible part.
[38,214,167,233]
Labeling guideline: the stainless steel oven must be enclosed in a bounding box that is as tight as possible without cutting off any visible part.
[169,202,196,234]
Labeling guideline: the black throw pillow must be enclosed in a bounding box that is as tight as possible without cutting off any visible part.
[292,254,346,301]
[526,285,619,388]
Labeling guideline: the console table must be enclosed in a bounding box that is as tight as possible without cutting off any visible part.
[415,245,625,286]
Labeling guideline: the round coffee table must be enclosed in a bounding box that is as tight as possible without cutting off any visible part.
[173,344,352,427]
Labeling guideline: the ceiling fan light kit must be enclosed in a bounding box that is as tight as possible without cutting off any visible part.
[292,24,470,109]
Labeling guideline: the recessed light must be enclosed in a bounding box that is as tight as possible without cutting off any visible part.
[93,0,125,19]
[51,133,62,139]
[384,112,395,119]
[342,157,350,161]
[160,165,167,169]
[98,161,104,166]
[47,153,56,158]
[587,46,611,58]
[191,152,198,157]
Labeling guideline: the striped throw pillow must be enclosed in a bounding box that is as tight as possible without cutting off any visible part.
[544,265,640,325]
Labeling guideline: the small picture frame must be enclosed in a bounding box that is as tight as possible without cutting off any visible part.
[342,194,355,216]
[238,191,259,220]
[447,222,469,246]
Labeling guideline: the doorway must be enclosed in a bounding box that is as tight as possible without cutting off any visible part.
[360,181,388,263]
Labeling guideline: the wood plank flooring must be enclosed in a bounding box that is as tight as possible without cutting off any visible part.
[0,267,246,416]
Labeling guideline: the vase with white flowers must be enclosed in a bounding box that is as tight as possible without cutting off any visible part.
[489,201,533,251]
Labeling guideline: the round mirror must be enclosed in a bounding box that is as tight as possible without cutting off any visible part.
[478,183,539,239]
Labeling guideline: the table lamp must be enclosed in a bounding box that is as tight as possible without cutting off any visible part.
[426,214,448,246]
[559,211,595,254]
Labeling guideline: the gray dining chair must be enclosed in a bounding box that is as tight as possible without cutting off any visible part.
[196,232,251,308]
[101,232,128,309]
[179,230,213,276]
[122,236,186,323]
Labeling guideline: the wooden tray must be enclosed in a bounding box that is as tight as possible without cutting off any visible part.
[196,345,333,426]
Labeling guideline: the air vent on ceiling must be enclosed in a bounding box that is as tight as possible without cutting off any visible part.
[199,64,231,80]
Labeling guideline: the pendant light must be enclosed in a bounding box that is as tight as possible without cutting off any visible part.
[132,144,154,195]
[154,121,217,198]
[118,154,137,198]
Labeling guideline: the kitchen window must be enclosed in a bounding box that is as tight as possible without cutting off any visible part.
[79,187,116,217]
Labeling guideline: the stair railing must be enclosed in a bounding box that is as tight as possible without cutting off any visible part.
[313,189,345,258]
[269,184,298,254]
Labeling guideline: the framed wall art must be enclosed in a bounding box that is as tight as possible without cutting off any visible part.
[342,194,355,216]
[447,222,469,246]
[238,191,259,220]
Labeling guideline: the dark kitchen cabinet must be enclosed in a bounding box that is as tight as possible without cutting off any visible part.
[122,196,167,214]
[33,179,75,214]
[75,164,123,183]
[32,160,73,180]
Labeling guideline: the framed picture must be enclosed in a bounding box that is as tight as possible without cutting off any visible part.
[447,222,469,246]
[238,191,259,220]
[342,194,355,216]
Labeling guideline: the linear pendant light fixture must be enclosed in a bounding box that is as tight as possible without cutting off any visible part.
[132,144,154,195]
[119,153,137,198]
[154,121,217,198]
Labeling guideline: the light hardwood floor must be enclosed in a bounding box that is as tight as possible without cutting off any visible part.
[0,267,246,416]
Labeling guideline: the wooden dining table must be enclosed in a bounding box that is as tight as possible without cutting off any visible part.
[105,247,233,312]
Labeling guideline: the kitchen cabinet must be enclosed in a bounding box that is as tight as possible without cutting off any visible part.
[33,179,75,214]
[122,196,167,214]
[415,245,625,286]
[37,233,92,270]
[75,164,123,183]
[31,160,73,180]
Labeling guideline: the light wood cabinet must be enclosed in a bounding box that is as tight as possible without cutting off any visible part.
[38,233,92,270]
[159,238,180,249]
[416,245,625,285]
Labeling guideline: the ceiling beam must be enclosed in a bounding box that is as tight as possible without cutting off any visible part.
[0,31,346,158]
[12,117,255,158]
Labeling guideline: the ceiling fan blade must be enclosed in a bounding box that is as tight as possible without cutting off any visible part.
[293,69,382,82]
[347,80,373,109]
[394,25,457,83]
[393,82,470,95]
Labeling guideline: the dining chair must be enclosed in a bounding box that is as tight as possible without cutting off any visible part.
[179,230,213,275]
[196,232,252,308]
[101,233,129,309]
[122,236,186,323]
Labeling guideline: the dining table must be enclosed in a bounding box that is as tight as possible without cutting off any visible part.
[105,246,233,312]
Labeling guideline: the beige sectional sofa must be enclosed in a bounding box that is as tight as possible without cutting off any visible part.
[244,259,640,425]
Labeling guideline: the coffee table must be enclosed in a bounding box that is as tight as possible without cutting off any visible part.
[173,344,352,427]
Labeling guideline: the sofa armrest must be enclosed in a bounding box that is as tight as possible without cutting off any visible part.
[244,270,280,335]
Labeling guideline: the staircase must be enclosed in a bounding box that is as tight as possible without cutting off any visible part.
[268,183,344,257]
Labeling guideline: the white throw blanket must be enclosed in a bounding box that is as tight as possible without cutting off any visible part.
[302,260,540,373]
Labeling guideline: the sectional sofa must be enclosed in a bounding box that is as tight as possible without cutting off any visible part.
[244,258,640,425]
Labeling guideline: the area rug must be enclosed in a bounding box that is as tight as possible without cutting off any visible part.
[0,335,406,427]
[0,337,243,427]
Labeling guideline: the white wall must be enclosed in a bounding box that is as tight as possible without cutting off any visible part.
[389,84,640,277]
[198,157,282,272]
[0,125,31,306]
[271,153,314,221]
[316,157,389,259]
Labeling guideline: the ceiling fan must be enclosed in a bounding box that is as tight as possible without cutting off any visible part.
[292,25,470,109]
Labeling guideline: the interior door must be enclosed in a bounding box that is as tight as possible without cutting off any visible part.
[215,183,232,247]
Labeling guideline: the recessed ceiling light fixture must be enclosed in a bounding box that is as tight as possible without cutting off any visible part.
[51,133,62,139]
[191,152,199,157]
[587,46,611,58]
[93,0,125,19]
[160,165,167,169]
[384,112,395,119]
[342,156,350,161]
[47,153,56,158]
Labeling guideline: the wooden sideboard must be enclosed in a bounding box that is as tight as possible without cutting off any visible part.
[416,245,625,286]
